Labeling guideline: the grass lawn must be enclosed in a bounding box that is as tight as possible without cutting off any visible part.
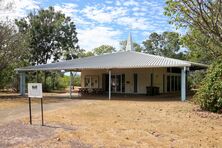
[0,94,222,147]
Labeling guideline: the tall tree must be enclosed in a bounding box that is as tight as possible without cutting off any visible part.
[119,40,143,52]
[0,21,29,89]
[164,0,222,61]
[0,22,28,71]
[142,32,185,59]
[93,45,116,55]
[15,6,80,65]
[142,33,162,55]
[182,28,217,64]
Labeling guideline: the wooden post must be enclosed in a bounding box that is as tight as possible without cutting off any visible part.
[41,97,44,126]
[29,97,32,125]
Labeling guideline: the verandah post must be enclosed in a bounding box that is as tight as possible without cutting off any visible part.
[69,71,73,98]
[181,67,186,101]
[19,72,26,96]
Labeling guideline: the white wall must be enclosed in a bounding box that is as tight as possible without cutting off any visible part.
[81,68,177,94]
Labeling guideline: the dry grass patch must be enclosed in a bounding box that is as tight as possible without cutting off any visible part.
[40,99,222,147]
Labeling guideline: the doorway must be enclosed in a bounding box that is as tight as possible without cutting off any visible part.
[112,75,121,93]
[103,74,125,93]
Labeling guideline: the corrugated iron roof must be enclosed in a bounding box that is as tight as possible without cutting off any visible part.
[15,51,208,72]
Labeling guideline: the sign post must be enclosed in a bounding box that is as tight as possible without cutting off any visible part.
[28,83,44,126]
[41,97,44,126]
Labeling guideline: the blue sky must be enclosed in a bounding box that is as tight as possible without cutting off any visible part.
[0,0,185,51]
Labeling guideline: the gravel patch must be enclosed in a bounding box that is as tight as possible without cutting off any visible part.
[0,120,90,148]
[0,121,55,147]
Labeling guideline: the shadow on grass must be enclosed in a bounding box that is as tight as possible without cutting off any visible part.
[42,124,76,131]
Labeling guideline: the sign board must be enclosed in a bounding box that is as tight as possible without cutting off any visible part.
[28,83,42,98]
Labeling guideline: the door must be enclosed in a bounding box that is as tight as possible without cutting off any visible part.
[134,73,138,93]
[150,73,153,87]
[104,74,123,93]
[104,74,109,91]
[111,75,122,93]
[116,75,121,92]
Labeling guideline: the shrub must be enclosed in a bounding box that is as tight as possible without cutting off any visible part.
[188,70,206,90]
[195,60,222,113]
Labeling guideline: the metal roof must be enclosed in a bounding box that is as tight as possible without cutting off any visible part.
[16,51,208,72]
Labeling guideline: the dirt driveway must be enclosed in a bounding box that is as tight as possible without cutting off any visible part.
[0,94,222,147]
[0,93,76,125]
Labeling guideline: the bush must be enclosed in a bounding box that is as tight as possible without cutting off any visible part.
[188,70,206,90]
[195,60,222,113]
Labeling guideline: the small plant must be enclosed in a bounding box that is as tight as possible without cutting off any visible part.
[195,60,222,113]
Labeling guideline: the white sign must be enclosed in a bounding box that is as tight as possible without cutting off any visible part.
[28,83,43,98]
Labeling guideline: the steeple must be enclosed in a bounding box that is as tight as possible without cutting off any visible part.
[126,32,135,51]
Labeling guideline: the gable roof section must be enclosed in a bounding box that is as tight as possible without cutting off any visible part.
[16,51,208,72]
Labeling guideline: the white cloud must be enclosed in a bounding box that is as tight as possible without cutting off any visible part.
[105,0,113,4]
[0,0,39,21]
[132,7,140,12]
[54,3,92,26]
[81,5,128,23]
[54,3,77,17]
[117,17,152,30]
[78,26,122,50]
[116,0,121,6]
[123,0,139,6]
[133,12,146,16]
[81,6,113,23]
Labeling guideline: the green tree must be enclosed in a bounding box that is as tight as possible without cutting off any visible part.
[93,45,116,55]
[0,21,28,89]
[119,40,143,52]
[195,60,222,113]
[77,49,94,58]
[165,1,222,113]
[142,32,185,59]
[0,22,28,71]
[142,32,162,55]
[164,0,222,60]
[15,6,80,65]
[182,28,218,64]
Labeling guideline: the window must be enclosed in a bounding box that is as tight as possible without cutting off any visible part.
[84,76,91,88]
[84,75,99,88]
[167,75,181,92]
